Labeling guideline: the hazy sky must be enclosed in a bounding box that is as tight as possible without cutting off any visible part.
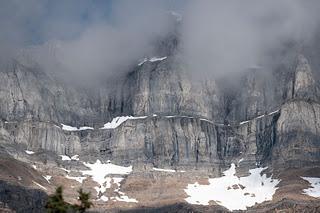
[181,0,320,78]
[0,0,185,80]
[1,0,320,79]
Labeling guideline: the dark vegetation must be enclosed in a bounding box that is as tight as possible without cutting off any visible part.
[46,186,93,213]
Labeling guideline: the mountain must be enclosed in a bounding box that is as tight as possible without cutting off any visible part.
[0,28,320,212]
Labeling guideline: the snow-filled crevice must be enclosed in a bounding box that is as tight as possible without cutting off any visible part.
[100,116,147,129]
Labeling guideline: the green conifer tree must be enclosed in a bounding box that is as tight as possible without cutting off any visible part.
[73,189,93,213]
[45,186,70,213]
[45,186,93,213]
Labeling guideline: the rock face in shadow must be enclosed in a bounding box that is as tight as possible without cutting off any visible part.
[0,155,49,213]
[0,180,48,213]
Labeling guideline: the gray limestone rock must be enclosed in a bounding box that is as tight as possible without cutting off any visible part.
[0,32,319,174]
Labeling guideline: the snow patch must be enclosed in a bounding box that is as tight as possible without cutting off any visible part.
[256,114,265,119]
[268,110,280,115]
[114,195,138,203]
[185,164,279,211]
[152,167,186,173]
[79,126,94,131]
[25,150,35,155]
[71,155,80,161]
[100,116,147,129]
[60,155,71,161]
[79,160,137,203]
[239,109,280,126]
[153,168,176,173]
[100,115,216,130]
[239,120,250,125]
[61,124,94,131]
[61,124,78,131]
[165,116,175,118]
[138,58,148,66]
[43,175,52,184]
[81,160,132,194]
[99,195,109,202]
[302,177,320,198]
[149,56,167,62]
[165,115,194,119]
[138,56,167,66]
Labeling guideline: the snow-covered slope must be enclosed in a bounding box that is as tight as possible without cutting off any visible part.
[185,164,280,211]
[302,177,320,198]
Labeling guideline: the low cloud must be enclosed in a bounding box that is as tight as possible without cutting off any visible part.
[1,0,320,81]
[1,0,176,81]
[180,0,320,78]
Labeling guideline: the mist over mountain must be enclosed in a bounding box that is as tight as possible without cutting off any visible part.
[3,1,320,81]
[0,1,320,212]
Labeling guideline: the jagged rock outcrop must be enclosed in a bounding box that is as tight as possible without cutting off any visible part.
[128,57,220,120]
[274,100,320,167]
[269,56,320,168]
[293,55,318,100]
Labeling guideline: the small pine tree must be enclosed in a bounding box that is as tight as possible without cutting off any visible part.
[73,189,93,213]
[45,186,70,213]
[45,186,93,213]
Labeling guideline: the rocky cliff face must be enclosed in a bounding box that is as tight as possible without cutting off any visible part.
[0,46,319,172]
[0,32,320,212]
